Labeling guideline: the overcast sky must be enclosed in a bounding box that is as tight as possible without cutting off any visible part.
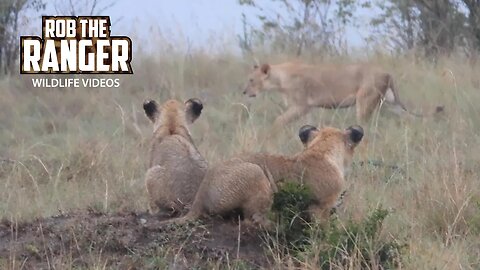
[22,0,370,49]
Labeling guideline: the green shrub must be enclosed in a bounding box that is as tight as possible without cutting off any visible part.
[271,182,405,269]
[314,207,404,269]
[271,181,314,251]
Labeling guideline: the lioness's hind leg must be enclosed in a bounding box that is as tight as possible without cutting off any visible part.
[356,87,382,122]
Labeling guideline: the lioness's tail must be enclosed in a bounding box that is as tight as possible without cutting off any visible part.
[386,75,444,117]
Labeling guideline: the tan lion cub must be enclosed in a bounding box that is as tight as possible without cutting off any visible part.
[161,125,363,227]
[143,98,207,216]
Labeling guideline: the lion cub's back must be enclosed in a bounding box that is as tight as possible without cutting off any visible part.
[153,135,207,202]
[199,160,270,215]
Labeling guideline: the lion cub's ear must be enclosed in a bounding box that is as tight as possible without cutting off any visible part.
[261,64,270,75]
[185,98,203,124]
[298,125,318,146]
[143,99,159,122]
[346,125,364,145]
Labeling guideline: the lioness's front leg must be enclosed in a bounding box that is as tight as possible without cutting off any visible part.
[273,106,310,129]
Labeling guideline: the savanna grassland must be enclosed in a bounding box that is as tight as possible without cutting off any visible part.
[1,41,480,269]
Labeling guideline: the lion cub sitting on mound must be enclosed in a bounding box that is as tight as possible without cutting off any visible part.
[162,125,363,227]
[143,98,207,216]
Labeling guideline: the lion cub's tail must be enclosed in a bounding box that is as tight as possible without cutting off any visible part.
[159,199,203,226]
[385,75,444,117]
[159,211,200,226]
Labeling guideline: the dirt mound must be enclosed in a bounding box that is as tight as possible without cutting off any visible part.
[0,211,270,269]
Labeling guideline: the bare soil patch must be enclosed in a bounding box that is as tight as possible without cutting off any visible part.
[0,210,269,269]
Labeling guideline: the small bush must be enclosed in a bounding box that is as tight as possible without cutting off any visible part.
[271,182,405,269]
[271,181,314,251]
[314,208,404,269]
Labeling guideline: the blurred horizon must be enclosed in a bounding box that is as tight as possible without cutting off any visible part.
[20,0,369,51]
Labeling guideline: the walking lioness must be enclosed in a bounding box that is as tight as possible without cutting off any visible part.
[161,124,363,227]
[243,62,443,127]
[143,98,207,215]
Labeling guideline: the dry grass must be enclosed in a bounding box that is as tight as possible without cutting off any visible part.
[1,39,480,268]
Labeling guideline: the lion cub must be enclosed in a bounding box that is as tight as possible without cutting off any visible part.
[162,125,363,227]
[143,98,207,215]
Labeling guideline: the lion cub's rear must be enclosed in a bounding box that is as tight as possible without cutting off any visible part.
[162,124,363,227]
[143,98,207,215]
